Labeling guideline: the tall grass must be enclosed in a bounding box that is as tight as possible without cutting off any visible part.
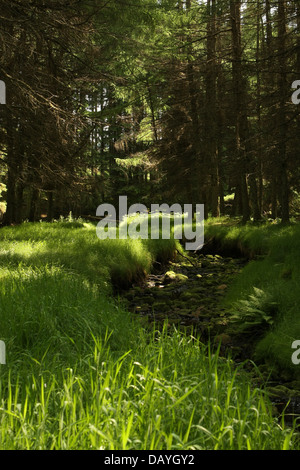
[0,219,180,361]
[0,219,179,291]
[0,327,295,450]
[0,219,298,449]
[205,218,300,378]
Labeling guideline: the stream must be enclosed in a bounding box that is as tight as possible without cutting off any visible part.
[120,251,300,429]
[121,252,246,341]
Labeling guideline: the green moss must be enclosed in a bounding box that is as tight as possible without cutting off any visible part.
[164,271,189,284]
[267,385,300,399]
[152,301,170,312]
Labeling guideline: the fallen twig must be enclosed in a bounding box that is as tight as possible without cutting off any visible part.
[176,249,198,267]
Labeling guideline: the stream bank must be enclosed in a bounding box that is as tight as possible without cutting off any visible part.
[120,250,300,427]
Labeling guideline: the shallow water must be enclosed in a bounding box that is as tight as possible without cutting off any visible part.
[121,252,247,338]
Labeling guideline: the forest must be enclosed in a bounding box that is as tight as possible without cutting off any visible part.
[1,0,300,224]
[1,0,300,452]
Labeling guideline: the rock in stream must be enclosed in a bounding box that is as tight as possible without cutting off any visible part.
[121,252,247,341]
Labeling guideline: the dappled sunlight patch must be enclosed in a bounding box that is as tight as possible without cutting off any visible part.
[0,264,64,291]
[0,240,48,263]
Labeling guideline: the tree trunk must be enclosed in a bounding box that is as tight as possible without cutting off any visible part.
[206,0,219,217]
[230,0,250,223]
[277,0,289,224]
[265,0,277,218]
[3,107,17,225]
[256,0,263,215]
[28,188,39,222]
[185,0,201,205]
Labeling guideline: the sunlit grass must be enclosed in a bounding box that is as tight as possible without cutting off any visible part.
[0,327,296,450]
[0,219,299,449]
[0,219,179,292]
[206,218,300,378]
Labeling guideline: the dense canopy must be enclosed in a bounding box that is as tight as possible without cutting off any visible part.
[1,0,300,224]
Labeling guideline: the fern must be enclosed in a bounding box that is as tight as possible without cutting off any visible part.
[229,287,278,333]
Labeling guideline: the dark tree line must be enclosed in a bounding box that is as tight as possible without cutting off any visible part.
[151,0,300,223]
[1,0,300,224]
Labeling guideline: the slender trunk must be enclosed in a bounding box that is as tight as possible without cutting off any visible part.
[265,0,277,218]
[216,25,226,216]
[230,0,250,223]
[219,181,225,215]
[15,184,24,224]
[256,0,263,215]
[186,0,201,204]
[232,183,243,217]
[146,78,158,142]
[206,0,219,217]
[28,188,38,222]
[47,191,54,221]
[3,108,17,225]
[277,0,289,224]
